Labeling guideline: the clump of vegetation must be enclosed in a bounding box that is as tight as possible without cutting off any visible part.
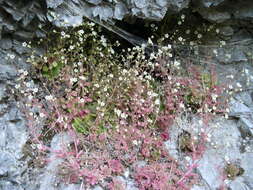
[224,163,244,180]
[15,17,230,189]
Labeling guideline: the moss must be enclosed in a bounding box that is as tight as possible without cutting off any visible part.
[225,163,244,180]
[178,130,194,153]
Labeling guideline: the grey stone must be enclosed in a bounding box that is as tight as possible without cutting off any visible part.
[216,48,248,64]
[1,5,25,21]
[240,153,253,188]
[191,185,209,190]
[197,118,242,189]
[166,0,190,12]
[219,26,234,37]
[0,106,28,159]
[0,38,12,50]
[229,177,251,190]
[229,98,252,117]
[86,0,102,5]
[12,40,29,55]
[46,0,65,9]
[199,9,231,23]
[235,91,253,109]
[0,64,17,80]
[200,0,225,8]
[234,4,253,20]
[0,82,6,101]
[0,152,16,177]
[238,116,253,138]
[0,181,23,190]
[93,5,114,21]
[13,30,34,41]
[114,3,128,20]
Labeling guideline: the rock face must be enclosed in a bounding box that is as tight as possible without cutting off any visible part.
[1,0,253,190]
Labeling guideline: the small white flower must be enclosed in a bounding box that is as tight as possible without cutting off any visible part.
[79,76,86,81]
[15,84,20,89]
[28,95,33,100]
[213,49,218,55]
[220,41,226,46]
[148,38,153,45]
[39,113,45,118]
[155,98,160,105]
[236,82,242,88]
[78,29,84,35]
[100,102,105,107]
[70,77,78,83]
[45,95,53,101]
[9,54,15,59]
[132,140,138,146]
[22,42,27,47]
[23,71,28,76]
[120,112,128,119]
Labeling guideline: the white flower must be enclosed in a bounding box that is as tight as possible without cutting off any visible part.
[185,156,191,162]
[45,95,53,101]
[22,42,27,47]
[78,29,84,35]
[23,71,28,76]
[120,112,128,119]
[114,109,122,117]
[70,77,78,83]
[28,95,33,100]
[220,41,226,46]
[236,82,242,88]
[155,98,160,105]
[9,54,15,59]
[15,84,20,89]
[100,102,105,107]
[197,34,202,39]
[181,14,185,19]
[33,88,38,93]
[132,140,138,146]
[39,113,45,118]
[174,60,180,67]
[211,94,218,101]
[165,34,169,38]
[148,38,153,45]
[178,37,183,41]
[57,116,64,123]
[79,76,86,81]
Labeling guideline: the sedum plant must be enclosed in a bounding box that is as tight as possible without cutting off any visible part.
[16,18,230,189]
